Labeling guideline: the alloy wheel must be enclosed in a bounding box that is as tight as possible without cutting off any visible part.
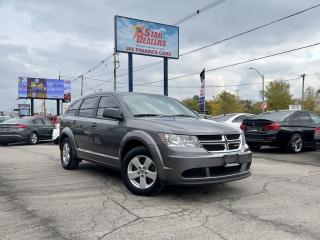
[62,142,70,165]
[31,133,38,144]
[127,155,157,190]
[291,135,303,152]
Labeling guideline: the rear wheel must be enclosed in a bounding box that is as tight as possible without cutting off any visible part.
[29,132,38,145]
[287,133,303,153]
[60,138,79,170]
[121,146,162,196]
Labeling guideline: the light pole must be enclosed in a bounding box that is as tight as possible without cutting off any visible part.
[249,67,265,103]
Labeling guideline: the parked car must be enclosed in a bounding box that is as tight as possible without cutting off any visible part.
[0,117,54,145]
[52,117,60,144]
[213,113,256,129]
[59,92,252,196]
[315,126,320,149]
[241,110,320,153]
[0,115,11,123]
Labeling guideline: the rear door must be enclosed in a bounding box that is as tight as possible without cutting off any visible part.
[32,118,48,139]
[90,95,124,167]
[73,96,99,151]
[41,119,55,139]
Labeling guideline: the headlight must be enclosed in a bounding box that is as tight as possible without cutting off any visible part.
[241,133,249,151]
[159,133,201,148]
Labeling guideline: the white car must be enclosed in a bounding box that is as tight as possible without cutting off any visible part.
[52,122,60,144]
[213,113,256,129]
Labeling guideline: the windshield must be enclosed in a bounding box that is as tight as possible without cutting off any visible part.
[257,111,293,121]
[121,94,197,117]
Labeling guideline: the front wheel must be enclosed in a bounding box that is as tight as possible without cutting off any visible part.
[60,138,79,170]
[121,146,162,196]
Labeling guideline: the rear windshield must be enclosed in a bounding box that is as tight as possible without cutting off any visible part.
[257,111,294,121]
[213,114,236,122]
[2,118,33,124]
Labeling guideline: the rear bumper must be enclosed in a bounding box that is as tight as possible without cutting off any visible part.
[156,145,252,185]
[245,132,278,146]
[315,135,320,149]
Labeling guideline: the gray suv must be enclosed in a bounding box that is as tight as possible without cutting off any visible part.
[59,92,252,195]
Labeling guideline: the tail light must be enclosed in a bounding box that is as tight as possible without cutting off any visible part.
[17,124,27,129]
[315,126,320,135]
[263,122,281,131]
[240,123,247,131]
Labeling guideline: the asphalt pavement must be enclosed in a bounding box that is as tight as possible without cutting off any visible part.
[0,143,320,240]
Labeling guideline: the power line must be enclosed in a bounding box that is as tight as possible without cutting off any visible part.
[141,41,320,84]
[114,2,320,77]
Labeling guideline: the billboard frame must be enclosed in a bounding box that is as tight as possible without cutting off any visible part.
[114,15,180,60]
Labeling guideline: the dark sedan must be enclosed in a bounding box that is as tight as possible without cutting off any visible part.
[241,110,320,153]
[315,126,320,149]
[0,117,54,145]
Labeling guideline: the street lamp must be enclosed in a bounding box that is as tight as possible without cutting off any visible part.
[249,67,265,103]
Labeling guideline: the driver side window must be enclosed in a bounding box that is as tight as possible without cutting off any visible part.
[96,96,119,118]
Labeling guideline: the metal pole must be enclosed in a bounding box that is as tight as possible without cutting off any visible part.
[56,100,60,116]
[164,58,168,96]
[59,72,63,115]
[113,52,117,91]
[262,75,265,102]
[31,99,34,116]
[128,53,133,92]
[301,73,305,109]
[80,75,84,96]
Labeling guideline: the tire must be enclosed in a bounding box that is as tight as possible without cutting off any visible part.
[29,132,38,145]
[53,138,59,145]
[121,146,162,196]
[248,144,261,151]
[287,133,303,153]
[60,138,79,170]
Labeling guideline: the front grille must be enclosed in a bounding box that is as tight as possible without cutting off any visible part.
[181,164,243,178]
[198,134,242,153]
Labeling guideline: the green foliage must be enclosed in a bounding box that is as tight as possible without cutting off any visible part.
[264,81,293,110]
[303,87,320,112]
[181,95,200,112]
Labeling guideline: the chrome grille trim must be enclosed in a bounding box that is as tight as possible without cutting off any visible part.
[198,134,242,153]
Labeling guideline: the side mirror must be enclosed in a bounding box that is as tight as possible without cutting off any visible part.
[102,108,123,120]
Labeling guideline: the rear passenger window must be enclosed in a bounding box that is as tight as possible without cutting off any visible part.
[33,118,44,125]
[96,96,119,118]
[79,97,98,118]
[65,100,82,116]
[298,112,313,124]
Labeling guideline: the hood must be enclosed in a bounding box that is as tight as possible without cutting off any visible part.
[129,117,241,135]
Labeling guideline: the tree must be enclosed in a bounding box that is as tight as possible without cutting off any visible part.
[181,95,199,112]
[207,90,245,115]
[304,87,320,112]
[264,81,293,110]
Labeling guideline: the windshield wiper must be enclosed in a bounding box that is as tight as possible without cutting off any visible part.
[134,114,162,117]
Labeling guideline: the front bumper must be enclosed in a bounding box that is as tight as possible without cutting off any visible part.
[156,145,252,185]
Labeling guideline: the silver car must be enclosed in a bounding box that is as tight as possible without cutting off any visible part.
[59,92,252,195]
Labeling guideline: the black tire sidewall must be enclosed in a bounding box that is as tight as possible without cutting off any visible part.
[121,146,162,196]
[288,133,303,153]
[60,138,79,170]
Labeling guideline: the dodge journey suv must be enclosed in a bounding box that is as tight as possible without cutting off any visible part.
[59,92,252,195]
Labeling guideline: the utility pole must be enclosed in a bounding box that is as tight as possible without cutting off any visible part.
[235,90,240,98]
[262,74,265,103]
[113,51,119,92]
[80,75,84,96]
[301,73,306,109]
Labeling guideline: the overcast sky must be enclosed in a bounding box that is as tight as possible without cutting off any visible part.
[0,0,320,113]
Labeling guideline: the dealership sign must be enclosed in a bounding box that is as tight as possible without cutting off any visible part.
[18,104,30,116]
[115,16,179,59]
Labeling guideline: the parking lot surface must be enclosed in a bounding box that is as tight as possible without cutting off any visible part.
[0,143,320,240]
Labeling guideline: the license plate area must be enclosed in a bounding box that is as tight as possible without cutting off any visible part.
[224,155,240,167]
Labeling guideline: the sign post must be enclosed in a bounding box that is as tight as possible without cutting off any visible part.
[114,16,179,95]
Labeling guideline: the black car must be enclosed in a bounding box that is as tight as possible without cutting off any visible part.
[241,110,320,153]
[315,126,320,149]
[0,117,54,145]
